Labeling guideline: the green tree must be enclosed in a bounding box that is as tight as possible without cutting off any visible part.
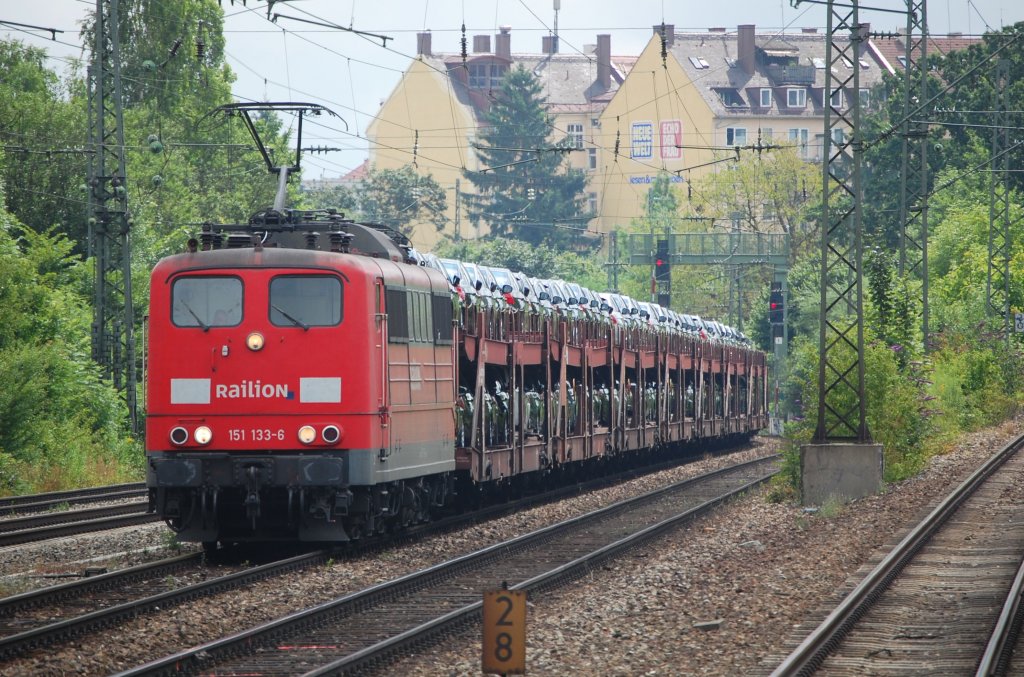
[462,66,590,249]
[936,21,1024,194]
[356,165,447,237]
[434,236,604,290]
[865,248,918,366]
[0,183,139,493]
[0,41,88,249]
[692,145,819,256]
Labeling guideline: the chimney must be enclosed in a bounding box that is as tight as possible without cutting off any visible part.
[738,24,755,73]
[496,25,511,60]
[597,34,611,90]
[801,27,818,34]
[416,31,432,56]
[856,22,871,55]
[542,35,557,54]
[473,35,491,53]
[653,24,675,48]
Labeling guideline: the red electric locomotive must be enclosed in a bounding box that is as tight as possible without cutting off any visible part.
[147,218,458,543]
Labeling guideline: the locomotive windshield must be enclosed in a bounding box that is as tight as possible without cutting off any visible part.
[172,276,242,328]
[269,275,342,327]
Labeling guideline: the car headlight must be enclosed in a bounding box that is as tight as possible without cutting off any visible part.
[246,332,265,351]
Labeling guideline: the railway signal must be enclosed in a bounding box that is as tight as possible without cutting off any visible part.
[769,283,784,324]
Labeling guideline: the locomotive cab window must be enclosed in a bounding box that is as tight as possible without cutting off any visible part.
[172,276,243,328]
[269,275,342,327]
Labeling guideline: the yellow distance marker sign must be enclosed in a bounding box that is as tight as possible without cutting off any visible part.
[482,588,526,674]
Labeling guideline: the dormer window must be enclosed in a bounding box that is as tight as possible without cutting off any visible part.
[760,88,773,108]
[787,87,807,108]
[468,62,507,89]
[716,88,746,108]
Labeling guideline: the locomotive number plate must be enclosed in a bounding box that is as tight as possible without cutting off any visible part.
[228,428,285,442]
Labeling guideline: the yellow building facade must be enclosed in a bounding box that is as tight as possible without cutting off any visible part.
[367,24,893,250]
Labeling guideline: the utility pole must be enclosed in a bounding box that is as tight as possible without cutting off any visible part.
[897,0,931,350]
[799,0,883,506]
[454,178,461,240]
[88,0,137,431]
[987,59,1013,344]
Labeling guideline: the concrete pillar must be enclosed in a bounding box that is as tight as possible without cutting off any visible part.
[800,442,884,505]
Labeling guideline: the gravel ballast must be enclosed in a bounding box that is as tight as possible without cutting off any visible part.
[2,418,1020,675]
[388,417,1024,676]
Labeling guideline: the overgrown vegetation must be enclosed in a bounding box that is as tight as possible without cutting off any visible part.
[1,5,1022,497]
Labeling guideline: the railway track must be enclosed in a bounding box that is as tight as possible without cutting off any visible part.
[0,548,330,661]
[0,502,157,548]
[116,454,778,676]
[772,432,1024,676]
[0,483,146,517]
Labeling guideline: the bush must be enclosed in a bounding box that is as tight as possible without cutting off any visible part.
[0,341,142,493]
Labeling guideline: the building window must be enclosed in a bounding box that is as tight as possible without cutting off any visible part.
[831,128,846,145]
[567,123,584,149]
[468,64,488,88]
[490,64,507,88]
[789,128,809,157]
[587,192,598,215]
[830,88,844,108]
[588,147,597,171]
[716,89,746,108]
[688,56,710,69]
[726,127,747,147]
[468,63,507,89]
[787,88,807,108]
[760,88,772,108]
[760,127,773,140]
[631,121,653,159]
[859,88,871,109]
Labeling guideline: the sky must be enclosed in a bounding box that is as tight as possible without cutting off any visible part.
[3,0,1023,179]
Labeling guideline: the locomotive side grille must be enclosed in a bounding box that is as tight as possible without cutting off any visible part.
[385,288,409,343]
[431,293,454,345]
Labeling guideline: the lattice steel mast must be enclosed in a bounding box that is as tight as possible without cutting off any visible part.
[814,1,869,442]
[87,0,137,430]
[897,0,930,348]
[987,58,1012,343]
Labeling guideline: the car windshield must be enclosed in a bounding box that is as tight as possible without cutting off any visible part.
[441,260,463,284]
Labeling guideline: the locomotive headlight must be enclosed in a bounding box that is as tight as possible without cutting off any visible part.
[169,427,189,446]
[246,332,265,351]
[322,425,341,444]
[194,426,213,445]
[298,425,316,445]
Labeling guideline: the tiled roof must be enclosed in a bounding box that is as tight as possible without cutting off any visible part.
[669,29,889,118]
[420,49,636,120]
[871,33,982,75]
